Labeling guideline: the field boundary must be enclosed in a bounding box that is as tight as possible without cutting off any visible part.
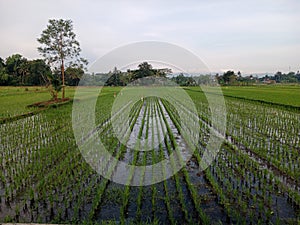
[0,99,73,124]
[183,87,300,111]
[223,94,300,111]
[0,110,42,124]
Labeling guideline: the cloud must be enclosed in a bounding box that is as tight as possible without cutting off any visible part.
[0,0,299,73]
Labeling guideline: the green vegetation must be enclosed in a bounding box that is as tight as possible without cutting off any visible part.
[0,86,75,119]
[0,19,87,101]
[37,19,88,99]
[0,54,84,88]
[105,62,171,86]
[216,70,300,85]
[221,85,300,107]
[0,85,299,224]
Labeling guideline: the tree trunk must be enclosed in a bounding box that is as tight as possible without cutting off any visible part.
[55,90,58,101]
[61,59,65,99]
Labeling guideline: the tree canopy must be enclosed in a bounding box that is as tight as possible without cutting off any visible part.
[0,54,84,88]
[37,19,87,98]
[104,62,172,86]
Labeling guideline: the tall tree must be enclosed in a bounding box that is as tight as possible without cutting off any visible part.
[0,57,5,69]
[37,19,87,98]
[18,59,29,85]
[0,57,8,85]
[105,67,119,86]
[135,62,154,78]
[5,54,27,85]
[223,70,236,85]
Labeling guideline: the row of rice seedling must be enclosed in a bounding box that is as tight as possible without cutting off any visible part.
[117,96,188,224]
[154,99,177,225]
[117,96,187,224]
[1,86,299,224]
[0,108,73,221]
[172,88,299,223]
[157,99,193,223]
[135,99,152,222]
[35,89,131,223]
[226,99,300,182]
[87,95,144,223]
[0,88,122,223]
[157,97,213,224]
[119,101,147,224]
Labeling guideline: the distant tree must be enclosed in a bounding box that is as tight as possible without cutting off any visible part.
[223,70,237,85]
[0,71,9,85]
[172,73,184,86]
[102,63,172,86]
[27,59,52,85]
[154,68,171,78]
[5,54,28,85]
[138,62,152,71]
[0,57,5,69]
[37,19,88,98]
[215,73,222,84]
[120,69,131,84]
[65,66,84,86]
[223,71,235,84]
[134,62,154,79]
[171,73,197,86]
[0,58,8,85]
[283,72,297,83]
[274,71,282,83]
[0,57,8,85]
[297,71,300,82]
[106,67,123,86]
[214,70,300,85]
[18,59,29,85]
[132,62,171,81]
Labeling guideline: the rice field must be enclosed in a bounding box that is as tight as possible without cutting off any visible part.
[0,86,75,119]
[0,86,299,224]
[221,85,300,108]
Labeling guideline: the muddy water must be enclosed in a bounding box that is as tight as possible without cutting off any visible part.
[93,96,228,224]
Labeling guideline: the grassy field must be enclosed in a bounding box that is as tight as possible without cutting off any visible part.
[0,85,299,224]
[221,85,300,107]
[1,85,299,119]
[0,86,75,119]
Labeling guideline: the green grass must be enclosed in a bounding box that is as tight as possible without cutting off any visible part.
[221,85,300,107]
[184,85,300,108]
[2,84,297,120]
[0,86,76,118]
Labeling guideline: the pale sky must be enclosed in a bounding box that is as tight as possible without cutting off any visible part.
[0,0,299,74]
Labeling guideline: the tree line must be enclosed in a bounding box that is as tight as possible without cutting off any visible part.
[216,70,300,86]
[0,54,84,87]
[2,56,299,89]
[104,62,171,86]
